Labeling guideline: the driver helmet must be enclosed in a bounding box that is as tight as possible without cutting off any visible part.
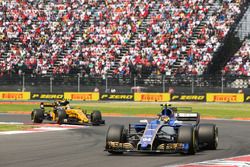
[40,102,44,109]
[58,100,69,106]
[161,115,170,122]
[162,108,174,118]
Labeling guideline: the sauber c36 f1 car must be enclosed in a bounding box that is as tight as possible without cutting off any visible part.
[105,104,218,155]
[31,100,105,125]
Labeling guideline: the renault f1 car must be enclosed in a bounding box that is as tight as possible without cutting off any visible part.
[31,100,105,125]
[105,104,218,155]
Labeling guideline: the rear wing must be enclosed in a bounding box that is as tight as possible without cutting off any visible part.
[40,102,56,108]
[175,112,200,125]
[160,104,192,113]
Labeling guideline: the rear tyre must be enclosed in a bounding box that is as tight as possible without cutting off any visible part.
[31,109,44,123]
[198,124,218,150]
[106,124,128,154]
[91,110,102,125]
[57,109,66,124]
[178,126,197,155]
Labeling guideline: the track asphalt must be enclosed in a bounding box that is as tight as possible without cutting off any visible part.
[0,114,250,167]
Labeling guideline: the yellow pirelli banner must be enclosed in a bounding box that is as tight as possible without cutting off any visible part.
[134,93,170,102]
[0,92,31,100]
[64,92,99,101]
[206,93,244,102]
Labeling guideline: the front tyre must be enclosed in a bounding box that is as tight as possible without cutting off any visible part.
[106,124,127,154]
[31,109,44,123]
[91,110,102,125]
[57,109,66,124]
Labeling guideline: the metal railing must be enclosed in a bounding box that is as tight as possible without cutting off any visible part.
[0,74,249,94]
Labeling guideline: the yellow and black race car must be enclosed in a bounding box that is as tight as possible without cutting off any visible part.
[31,100,105,125]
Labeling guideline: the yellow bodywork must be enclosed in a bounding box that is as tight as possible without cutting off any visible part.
[41,101,90,123]
[51,112,56,121]
[65,108,89,123]
[48,107,89,123]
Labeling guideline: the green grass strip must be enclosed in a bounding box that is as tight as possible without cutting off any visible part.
[0,104,37,112]
[1,102,250,119]
[0,124,37,131]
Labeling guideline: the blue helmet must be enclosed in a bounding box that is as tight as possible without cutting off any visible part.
[162,108,174,117]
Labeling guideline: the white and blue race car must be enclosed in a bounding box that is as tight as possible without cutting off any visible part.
[105,104,218,155]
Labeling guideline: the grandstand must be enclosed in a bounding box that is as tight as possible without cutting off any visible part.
[0,0,250,93]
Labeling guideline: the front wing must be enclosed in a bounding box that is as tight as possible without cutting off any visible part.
[63,119,105,126]
[105,142,189,153]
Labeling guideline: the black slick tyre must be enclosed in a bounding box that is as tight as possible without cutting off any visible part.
[106,124,127,154]
[31,109,44,123]
[91,110,102,125]
[57,109,66,124]
[198,124,218,150]
[178,126,197,155]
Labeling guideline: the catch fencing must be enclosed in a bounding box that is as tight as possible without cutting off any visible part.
[0,74,250,94]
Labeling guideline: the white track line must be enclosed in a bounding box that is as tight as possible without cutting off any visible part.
[166,154,250,167]
[0,122,24,124]
[0,123,87,135]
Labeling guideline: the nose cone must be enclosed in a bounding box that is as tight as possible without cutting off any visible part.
[140,141,151,150]
[141,142,149,148]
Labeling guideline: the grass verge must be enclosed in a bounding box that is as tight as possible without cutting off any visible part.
[0,124,37,131]
[0,102,250,119]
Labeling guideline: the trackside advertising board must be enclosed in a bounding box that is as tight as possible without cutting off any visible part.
[31,93,64,100]
[64,92,99,101]
[171,94,205,102]
[206,93,244,102]
[245,95,250,102]
[134,93,170,102]
[100,93,134,101]
[0,92,30,100]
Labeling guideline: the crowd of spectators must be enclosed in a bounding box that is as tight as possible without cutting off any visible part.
[0,0,149,78]
[178,0,242,76]
[113,0,242,77]
[66,0,149,78]
[114,0,210,77]
[0,0,245,78]
[0,0,99,76]
[224,39,250,76]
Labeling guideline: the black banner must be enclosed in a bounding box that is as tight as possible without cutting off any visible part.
[245,95,250,102]
[171,94,205,102]
[100,93,134,101]
[31,93,64,100]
